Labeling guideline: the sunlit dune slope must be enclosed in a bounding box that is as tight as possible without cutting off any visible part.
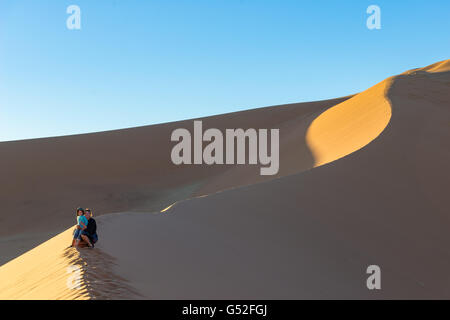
[0,228,89,300]
[0,225,141,300]
[306,78,393,166]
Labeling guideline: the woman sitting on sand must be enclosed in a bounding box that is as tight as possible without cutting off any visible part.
[72,207,93,248]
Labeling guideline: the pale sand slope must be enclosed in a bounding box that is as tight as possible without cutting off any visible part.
[0,96,348,265]
[0,60,448,299]
[93,60,450,299]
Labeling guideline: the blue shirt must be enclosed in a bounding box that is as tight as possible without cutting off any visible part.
[77,215,88,228]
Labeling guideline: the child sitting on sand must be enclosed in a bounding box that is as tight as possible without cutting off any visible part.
[72,207,93,248]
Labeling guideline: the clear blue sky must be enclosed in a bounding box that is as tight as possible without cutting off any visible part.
[0,0,449,141]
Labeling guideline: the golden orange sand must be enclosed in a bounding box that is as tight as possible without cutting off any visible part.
[0,227,90,300]
[306,78,393,167]
[0,225,140,300]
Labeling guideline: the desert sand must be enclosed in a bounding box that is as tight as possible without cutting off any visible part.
[0,59,449,299]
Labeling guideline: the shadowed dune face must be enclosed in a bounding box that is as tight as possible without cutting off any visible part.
[0,60,448,299]
[0,97,347,265]
[90,60,449,299]
[62,246,143,300]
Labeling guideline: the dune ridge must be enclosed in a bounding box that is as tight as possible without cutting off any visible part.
[406,59,450,74]
[0,59,448,299]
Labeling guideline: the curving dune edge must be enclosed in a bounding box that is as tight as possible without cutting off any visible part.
[306,78,393,167]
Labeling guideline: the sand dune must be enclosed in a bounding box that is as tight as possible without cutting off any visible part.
[0,96,347,266]
[0,60,448,299]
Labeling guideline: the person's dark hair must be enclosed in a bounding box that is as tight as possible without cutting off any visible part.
[76,207,85,216]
